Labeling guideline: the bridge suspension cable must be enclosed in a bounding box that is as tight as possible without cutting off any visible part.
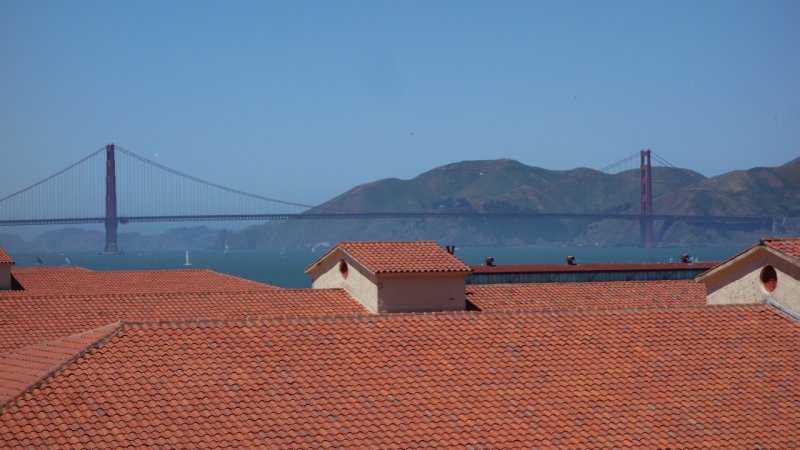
[650,152,703,186]
[115,146,316,211]
[0,147,105,203]
[599,152,640,173]
[1,144,340,222]
[0,147,106,221]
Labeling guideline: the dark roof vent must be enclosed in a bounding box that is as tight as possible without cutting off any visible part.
[566,256,576,266]
[680,254,690,263]
[484,257,495,267]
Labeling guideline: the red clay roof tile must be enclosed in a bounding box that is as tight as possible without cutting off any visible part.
[314,241,472,274]
[763,237,800,260]
[0,289,368,354]
[467,280,707,312]
[0,323,121,408]
[1,305,798,448]
[7,267,278,295]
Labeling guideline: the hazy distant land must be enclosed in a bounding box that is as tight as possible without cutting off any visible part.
[2,157,798,252]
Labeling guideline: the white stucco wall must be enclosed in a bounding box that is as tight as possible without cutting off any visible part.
[0,264,10,290]
[378,273,466,312]
[704,250,800,314]
[309,251,380,313]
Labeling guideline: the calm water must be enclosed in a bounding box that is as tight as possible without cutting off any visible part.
[11,245,744,288]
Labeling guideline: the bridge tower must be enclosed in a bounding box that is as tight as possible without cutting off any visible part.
[639,149,653,248]
[103,143,120,254]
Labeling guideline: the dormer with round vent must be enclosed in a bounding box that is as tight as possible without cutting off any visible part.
[696,237,800,314]
[305,241,472,313]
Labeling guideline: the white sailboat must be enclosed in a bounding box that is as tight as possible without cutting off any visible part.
[184,250,192,266]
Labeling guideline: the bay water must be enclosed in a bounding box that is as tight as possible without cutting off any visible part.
[11,245,745,288]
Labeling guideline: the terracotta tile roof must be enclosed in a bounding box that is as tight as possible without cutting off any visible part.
[318,241,472,274]
[762,237,800,260]
[467,280,707,312]
[0,248,12,265]
[0,323,121,408]
[1,305,798,448]
[6,267,278,295]
[0,289,367,354]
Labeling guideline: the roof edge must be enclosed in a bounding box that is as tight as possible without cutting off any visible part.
[304,246,344,275]
[766,298,800,324]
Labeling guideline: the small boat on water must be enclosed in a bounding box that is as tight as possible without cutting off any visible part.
[184,251,192,266]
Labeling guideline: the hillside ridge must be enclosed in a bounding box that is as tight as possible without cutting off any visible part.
[238,156,798,248]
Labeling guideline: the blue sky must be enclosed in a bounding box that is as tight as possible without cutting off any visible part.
[1,0,799,208]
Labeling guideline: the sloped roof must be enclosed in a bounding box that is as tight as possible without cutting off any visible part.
[0,248,12,265]
[0,323,121,408]
[308,241,472,275]
[467,280,706,312]
[762,237,800,260]
[1,305,798,448]
[0,289,368,354]
[7,267,277,295]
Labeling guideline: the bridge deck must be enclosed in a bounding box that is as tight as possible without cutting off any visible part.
[0,212,775,227]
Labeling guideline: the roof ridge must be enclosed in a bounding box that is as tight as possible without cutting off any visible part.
[0,322,121,358]
[112,303,764,329]
[0,322,123,411]
[467,279,701,287]
[339,239,439,244]
[11,266,92,271]
[0,288,304,300]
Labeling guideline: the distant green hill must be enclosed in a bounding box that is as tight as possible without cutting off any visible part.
[237,157,799,248]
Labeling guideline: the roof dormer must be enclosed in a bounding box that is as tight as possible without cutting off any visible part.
[305,241,472,313]
[696,237,800,315]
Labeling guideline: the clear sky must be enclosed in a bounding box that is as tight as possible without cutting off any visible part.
[1,0,799,207]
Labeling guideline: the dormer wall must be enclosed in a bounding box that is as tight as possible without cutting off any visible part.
[702,248,800,314]
[0,264,10,290]
[377,272,466,312]
[309,250,380,312]
[0,247,13,290]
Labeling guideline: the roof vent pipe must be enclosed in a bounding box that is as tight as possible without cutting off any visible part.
[484,257,495,267]
[566,256,576,265]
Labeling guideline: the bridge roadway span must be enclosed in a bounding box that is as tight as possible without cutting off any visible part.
[0,212,775,227]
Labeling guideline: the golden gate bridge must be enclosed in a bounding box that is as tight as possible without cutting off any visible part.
[0,144,774,252]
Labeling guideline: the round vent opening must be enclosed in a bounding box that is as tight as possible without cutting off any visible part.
[760,265,777,293]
